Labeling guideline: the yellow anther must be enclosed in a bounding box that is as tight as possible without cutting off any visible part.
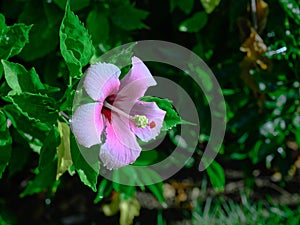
[131,115,148,128]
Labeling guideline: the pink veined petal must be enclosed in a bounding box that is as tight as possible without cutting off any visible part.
[130,101,166,142]
[114,57,157,114]
[84,62,121,101]
[99,114,141,170]
[71,103,104,148]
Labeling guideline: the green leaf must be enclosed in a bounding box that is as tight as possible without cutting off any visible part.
[0,110,12,147]
[44,1,65,27]
[0,14,32,60]
[20,159,58,197]
[179,11,208,33]
[54,0,90,11]
[70,134,98,191]
[56,121,72,180]
[0,14,5,28]
[141,96,183,131]
[94,178,113,204]
[86,8,109,44]
[0,110,7,132]
[279,0,300,25]
[8,130,31,177]
[113,170,136,199]
[39,126,60,171]
[59,2,95,77]
[0,145,11,179]
[3,104,50,145]
[0,13,31,80]
[21,126,60,197]
[2,60,45,94]
[170,0,194,14]
[7,93,58,125]
[110,4,149,30]
[18,1,60,61]
[206,160,225,192]
[0,213,13,225]
[200,0,222,14]
[0,111,12,178]
[59,88,75,112]
[133,150,161,166]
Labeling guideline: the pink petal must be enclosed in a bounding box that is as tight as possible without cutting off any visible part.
[114,57,157,114]
[71,103,104,148]
[130,101,166,142]
[120,56,156,90]
[99,114,141,170]
[84,62,121,101]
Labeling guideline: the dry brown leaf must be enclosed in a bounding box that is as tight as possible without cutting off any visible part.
[256,0,269,34]
[240,28,268,70]
[239,28,269,112]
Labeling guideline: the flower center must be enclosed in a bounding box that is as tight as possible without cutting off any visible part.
[103,101,154,128]
[101,95,115,122]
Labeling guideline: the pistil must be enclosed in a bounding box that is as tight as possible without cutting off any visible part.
[104,101,149,128]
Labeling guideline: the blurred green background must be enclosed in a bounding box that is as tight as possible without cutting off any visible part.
[0,0,300,224]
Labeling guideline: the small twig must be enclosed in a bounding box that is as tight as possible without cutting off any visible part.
[251,0,258,31]
[59,111,71,122]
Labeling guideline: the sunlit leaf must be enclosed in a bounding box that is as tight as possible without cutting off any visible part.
[56,121,72,180]
[200,0,221,14]
[119,197,141,225]
[102,192,120,216]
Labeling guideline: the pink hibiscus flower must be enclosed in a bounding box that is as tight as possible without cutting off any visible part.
[71,57,166,170]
